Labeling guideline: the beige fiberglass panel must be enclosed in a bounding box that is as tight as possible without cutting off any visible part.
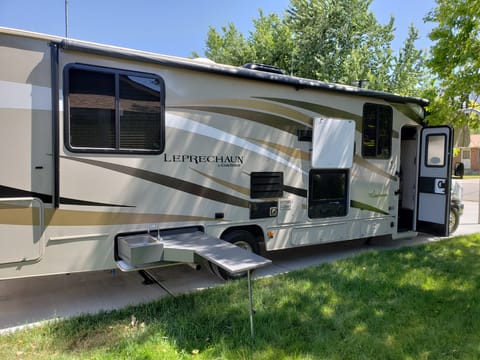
[0,109,52,194]
[0,34,52,87]
[0,201,44,264]
[0,34,53,269]
[0,33,53,194]
[0,110,35,189]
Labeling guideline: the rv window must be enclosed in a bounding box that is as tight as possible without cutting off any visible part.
[308,170,348,218]
[65,65,165,154]
[425,134,446,167]
[362,103,392,159]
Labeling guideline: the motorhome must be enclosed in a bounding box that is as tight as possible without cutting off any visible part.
[0,28,453,281]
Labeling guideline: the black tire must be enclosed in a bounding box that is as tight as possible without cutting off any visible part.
[449,207,460,234]
[211,230,259,280]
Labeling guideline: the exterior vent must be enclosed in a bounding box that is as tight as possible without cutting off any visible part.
[250,172,284,198]
[242,63,285,75]
[297,128,313,142]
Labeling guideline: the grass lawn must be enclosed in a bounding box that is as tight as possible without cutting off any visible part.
[2,234,480,359]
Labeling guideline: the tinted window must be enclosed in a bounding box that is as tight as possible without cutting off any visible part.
[69,69,116,149]
[362,103,392,159]
[66,65,164,154]
[308,170,348,218]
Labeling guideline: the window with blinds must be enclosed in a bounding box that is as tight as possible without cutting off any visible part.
[65,64,165,154]
[361,103,392,159]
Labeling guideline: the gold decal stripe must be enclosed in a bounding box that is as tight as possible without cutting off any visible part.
[190,169,250,196]
[0,208,214,226]
[0,208,40,225]
[62,157,250,208]
[45,209,214,226]
[169,106,302,135]
[247,138,310,161]
[254,97,362,123]
[173,98,312,124]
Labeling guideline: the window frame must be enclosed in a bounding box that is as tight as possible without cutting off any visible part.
[361,103,393,159]
[308,169,349,219]
[64,63,165,154]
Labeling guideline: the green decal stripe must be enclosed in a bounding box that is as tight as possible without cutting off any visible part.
[350,200,389,215]
[169,106,302,134]
[62,157,250,208]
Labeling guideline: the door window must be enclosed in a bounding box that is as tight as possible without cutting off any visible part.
[425,134,446,167]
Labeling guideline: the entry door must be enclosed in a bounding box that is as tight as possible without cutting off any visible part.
[416,126,453,236]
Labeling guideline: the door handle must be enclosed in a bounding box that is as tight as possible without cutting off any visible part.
[434,179,446,194]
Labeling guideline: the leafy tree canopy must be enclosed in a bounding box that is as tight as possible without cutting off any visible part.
[425,0,480,127]
[195,0,429,98]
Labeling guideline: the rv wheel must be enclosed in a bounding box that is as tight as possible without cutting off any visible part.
[449,207,460,234]
[211,230,259,280]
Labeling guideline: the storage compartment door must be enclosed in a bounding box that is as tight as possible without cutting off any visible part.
[0,198,44,264]
[312,117,355,169]
[416,126,453,236]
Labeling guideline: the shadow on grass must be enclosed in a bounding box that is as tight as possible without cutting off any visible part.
[47,235,480,359]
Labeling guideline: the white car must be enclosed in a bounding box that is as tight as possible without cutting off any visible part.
[450,180,464,234]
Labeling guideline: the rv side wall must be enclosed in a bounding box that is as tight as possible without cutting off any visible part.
[0,29,424,279]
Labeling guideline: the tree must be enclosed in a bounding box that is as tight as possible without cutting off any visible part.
[194,11,293,69]
[249,11,295,72]
[195,0,429,97]
[195,23,253,66]
[390,26,429,96]
[286,0,396,84]
[425,0,480,127]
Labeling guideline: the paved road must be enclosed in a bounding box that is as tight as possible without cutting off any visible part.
[1,202,479,333]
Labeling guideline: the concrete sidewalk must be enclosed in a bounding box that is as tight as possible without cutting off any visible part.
[1,202,479,333]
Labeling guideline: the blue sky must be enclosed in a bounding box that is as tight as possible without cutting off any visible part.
[0,0,436,58]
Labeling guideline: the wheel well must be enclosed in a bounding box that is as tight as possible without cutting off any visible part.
[220,225,266,255]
